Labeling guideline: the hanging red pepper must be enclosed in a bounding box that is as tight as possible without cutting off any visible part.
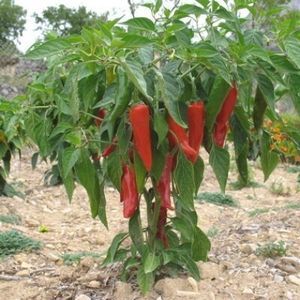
[95,108,106,127]
[102,143,116,157]
[121,165,139,218]
[129,104,153,172]
[188,101,205,153]
[156,154,173,210]
[156,207,168,248]
[167,114,198,163]
[213,83,238,147]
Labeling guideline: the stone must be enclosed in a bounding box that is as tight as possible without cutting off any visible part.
[75,295,91,300]
[273,274,284,283]
[16,270,30,277]
[240,244,256,255]
[242,288,254,296]
[154,278,192,298]
[187,277,198,292]
[21,262,32,269]
[114,281,132,300]
[199,262,220,280]
[288,275,300,286]
[80,257,94,269]
[281,257,300,271]
[87,280,100,288]
[59,266,74,281]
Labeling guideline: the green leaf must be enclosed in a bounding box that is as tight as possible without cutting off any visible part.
[245,46,272,64]
[150,149,166,181]
[192,227,211,261]
[285,37,300,69]
[61,147,81,178]
[260,131,279,181]
[256,73,275,113]
[172,217,194,242]
[153,111,168,147]
[120,34,153,48]
[106,151,122,191]
[174,151,195,211]
[137,266,154,295]
[154,0,162,13]
[176,4,206,17]
[205,76,231,133]
[270,54,299,73]
[193,157,204,195]
[31,152,39,170]
[144,252,161,273]
[209,144,230,192]
[286,74,300,114]
[253,86,267,131]
[138,46,154,65]
[103,232,127,265]
[179,254,200,280]
[134,152,147,193]
[124,17,155,31]
[157,71,186,127]
[193,42,219,58]
[25,39,70,59]
[129,211,144,255]
[120,58,150,100]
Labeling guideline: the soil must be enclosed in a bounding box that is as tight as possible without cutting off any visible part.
[0,149,299,300]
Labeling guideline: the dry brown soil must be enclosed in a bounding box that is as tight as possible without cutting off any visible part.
[0,150,300,300]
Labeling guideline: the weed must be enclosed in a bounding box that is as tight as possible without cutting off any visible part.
[230,180,264,191]
[286,165,300,174]
[197,192,238,207]
[0,214,21,225]
[284,202,300,210]
[255,241,287,258]
[61,251,102,265]
[0,230,42,258]
[269,180,291,196]
[206,227,219,238]
[248,208,270,217]
[38,225,49,233]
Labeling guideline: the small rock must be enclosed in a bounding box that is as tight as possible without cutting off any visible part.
[45,244,55,250]
[288,275,300,286]
[154,278,192,298]
[114,281,132,300]
[16,270,30,277]
[286,291,293,300]
[87,280,100,288]
[80,257,94,269]
[187,277,198,292]
[240,244,256,255]
[277,264,297,274]
[59,266,74,281]
[21,262,32,269]
[46,253,60,262]
[281,257,300,271]
[25,219,39,227]
[274,274,284,283]
[265,258,275,267]
[242,288,254,296]
[75,295,91,300]
[199,262,220,280]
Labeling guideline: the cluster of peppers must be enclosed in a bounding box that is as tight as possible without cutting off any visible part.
[95,83,237,247]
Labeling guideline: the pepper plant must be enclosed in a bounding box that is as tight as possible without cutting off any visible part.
[24,0,300,293]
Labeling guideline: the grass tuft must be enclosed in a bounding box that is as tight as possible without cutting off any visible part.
[0,214,21,225]
[255,241,287,258]
[197,192,238,207]
[0,230,42,258]
[206,227,219,238]
[229,180,264,191]
[248,208,270,217]
[61,251,102,265]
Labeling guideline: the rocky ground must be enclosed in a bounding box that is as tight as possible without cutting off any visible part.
[0,150,299,300]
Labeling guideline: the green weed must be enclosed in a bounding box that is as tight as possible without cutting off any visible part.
[255,241,287,258]
[230,180,264,191]
[286,165,300,174]
[197,192,238,207]
[248,208,270,217]
[206,227,219,238]
[61,251,102,265]
[0,230,41,258]
[0,214,21,225]
[269,180,291,196]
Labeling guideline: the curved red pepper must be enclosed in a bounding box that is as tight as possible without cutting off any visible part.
[156,207,168,248]
[213,83,238,147]
[157,154,173,210]
[188,101,205,153]
[167,114,198,163]
[95,108,106,127]
[129,104,153,172]
[121,165,139,218]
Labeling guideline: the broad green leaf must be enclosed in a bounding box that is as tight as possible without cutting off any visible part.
[61,147,81,178]
[270,54,299,73]
[120,34,153,48]
[137,266,154,295]
[124,17,155,31]
[144,252,161,273]
[253,86,267,131]
[134,153,147,193]
[150,149,166,181]
[25,39,70,59]
[193,157,204,195]
[256,73,275,113]
[129,211,144,255]
[209,144,230,192]
[153,111,168,147]
[245,46,272,64]
[205,76,231,132]
[192,227,211,261]
[193,42,219,58]
[138,46,154,65]
[174,151,195,211]
[120,58,150,100]
[285,37,300,69]
[260,131,279,181]
[287,74,300,114]
[154,0,162,13]
[106,151,122,191]
[176,4,206,16]
[179,254,200,280]
[171,217,194,242]
[103,232,127,265]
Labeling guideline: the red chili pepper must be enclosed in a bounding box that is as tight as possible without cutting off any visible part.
[167,114,198,163]
[129,104,153,172]
[156,207,168,248]
[213,83,238,147]
[157,154,173,210]
[102,137,117,158]
[121,165,139,218]
[188,101,205,153]
[95,108,106,127]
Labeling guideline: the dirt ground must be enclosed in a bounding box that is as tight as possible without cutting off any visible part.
[0,149,300,300]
